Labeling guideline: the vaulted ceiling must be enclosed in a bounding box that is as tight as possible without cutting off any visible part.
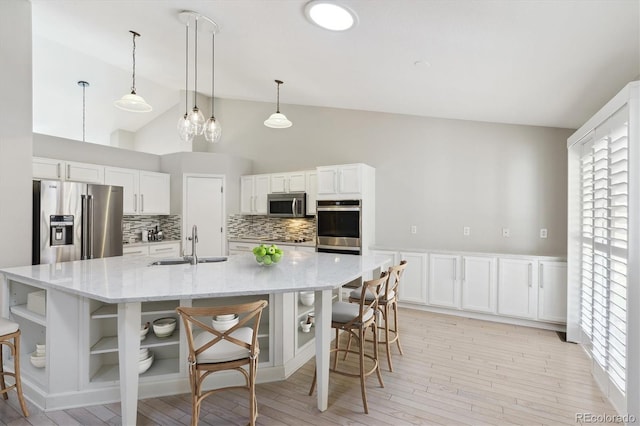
[31,0,639,145]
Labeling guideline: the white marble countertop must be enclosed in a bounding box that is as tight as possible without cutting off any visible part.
[0,252,387,303]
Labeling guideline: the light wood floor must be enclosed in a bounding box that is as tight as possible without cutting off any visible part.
[1,309,618,425]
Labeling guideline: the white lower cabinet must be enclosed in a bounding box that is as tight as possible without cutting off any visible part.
[122,242,181,258]
[461,256,497,314]
[497,258,538,320]
[399,252,428,304]
[537,261,567,323]
[428,254,459,308]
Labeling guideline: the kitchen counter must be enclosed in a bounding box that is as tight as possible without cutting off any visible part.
[0,252,388,424]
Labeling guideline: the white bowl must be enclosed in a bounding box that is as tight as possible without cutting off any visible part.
[216,314,237,321]
[30,353,46,368]
[153,317,176,337]
[138,352,154,374]
[35,343,46,353]
[299,291,315,306]
[300,321,312,333]
[212,317,239,332]
[140,323,150,341]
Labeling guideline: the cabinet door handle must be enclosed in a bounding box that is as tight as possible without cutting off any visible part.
[141,194,144,212]
[57,163,61,178]
[462,258,466,281]
[154,247,173,252]
[539,264,544,288]
[528,263,532,287]
[453,258,457,281]
[66,164,71,179]
[134,194,137,212]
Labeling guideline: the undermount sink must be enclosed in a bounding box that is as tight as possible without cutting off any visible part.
[149,257,228,266]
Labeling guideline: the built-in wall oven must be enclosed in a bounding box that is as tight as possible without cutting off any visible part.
[316,200,361,254]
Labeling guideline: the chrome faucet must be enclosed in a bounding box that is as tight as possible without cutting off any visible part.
[185,224,198,265]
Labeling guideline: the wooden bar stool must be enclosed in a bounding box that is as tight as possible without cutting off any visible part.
[0,318,29,417]
[309,273,387,414]
[348,260,408,371]
[176,300,268,426]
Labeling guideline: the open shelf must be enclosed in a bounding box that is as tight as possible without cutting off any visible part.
[91,300,181,319]
[90,331,180,354]
[10,304,46,326]
[90,356,180,383]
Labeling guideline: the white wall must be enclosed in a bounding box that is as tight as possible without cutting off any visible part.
[0,0,33,268]
[33,133,161,171]
[203,98,572,256]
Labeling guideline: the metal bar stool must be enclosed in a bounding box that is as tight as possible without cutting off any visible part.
[347,260,408,371]
[0,318,29,417]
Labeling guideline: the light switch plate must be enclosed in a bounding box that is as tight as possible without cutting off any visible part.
[410,225,417,234]
[502,228,510,237]
[540,228,548,238]
[463,226,470,236]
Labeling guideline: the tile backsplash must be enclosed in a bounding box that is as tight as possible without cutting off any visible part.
[227,214,316,241]
[123,215,181,243]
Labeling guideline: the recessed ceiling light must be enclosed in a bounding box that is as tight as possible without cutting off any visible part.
[305,1,357,31]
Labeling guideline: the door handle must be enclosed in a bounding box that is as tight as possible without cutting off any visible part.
[66,164,71,180]
[134,194,137,212]
[88,195,94,259]
[528,263,532,287]
[140,194,144,213]
[453,258,457,281]
[539,264,544,288]
[462,258,466,281]
[81,195,88,259]
[292,198,296,215]
[57,163,61,178]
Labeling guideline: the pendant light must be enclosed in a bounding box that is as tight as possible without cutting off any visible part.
[203,31,221,143]
[177,21,194,143]
[187,17,205,134]
[264,80,292,128]
[78,81,89,142]
[114,30,152,112]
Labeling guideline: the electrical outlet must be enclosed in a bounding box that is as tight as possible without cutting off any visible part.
[463,226,470,236]
[410,225,417,234]
[502,228,510,238]
[540,228,548,238]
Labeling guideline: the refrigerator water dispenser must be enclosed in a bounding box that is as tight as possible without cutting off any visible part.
[49,215,74,246]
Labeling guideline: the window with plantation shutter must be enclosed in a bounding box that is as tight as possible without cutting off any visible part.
[579,105,628,396]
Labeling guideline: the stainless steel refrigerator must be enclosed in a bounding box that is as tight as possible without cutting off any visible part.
[33,180,123,265]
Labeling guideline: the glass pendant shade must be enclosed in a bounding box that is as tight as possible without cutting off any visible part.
[264,112,292,128]
[114,92,152,113]
[204,116,222,143]
[177,114,194,143]
[187,107,206,134]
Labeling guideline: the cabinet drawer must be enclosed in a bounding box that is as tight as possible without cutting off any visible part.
[123,246,148,256]
[149,243,180,257]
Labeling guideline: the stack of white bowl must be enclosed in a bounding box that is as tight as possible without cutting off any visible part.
[140,322,150,341]
[30,343,46,368]
[212,314,239,332]
[138,348,154,374]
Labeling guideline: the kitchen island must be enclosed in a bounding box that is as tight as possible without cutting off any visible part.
[0,251,389,425]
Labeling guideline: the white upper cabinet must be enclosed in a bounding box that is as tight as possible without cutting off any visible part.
[305,171,317,215]
[33,157,104,184]
[537,261,567,323]
[316,163,374,200]
[270,171,307,194]
[139,171,170,215]
[497,258,538,320]
[240,174,270,215]
[104,167,170,215]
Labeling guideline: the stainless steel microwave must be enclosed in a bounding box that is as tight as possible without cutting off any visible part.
[267,192,307,217]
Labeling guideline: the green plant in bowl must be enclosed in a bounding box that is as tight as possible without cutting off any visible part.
[252,244,283,266]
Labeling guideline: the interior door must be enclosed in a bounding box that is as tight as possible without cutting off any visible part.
[184,174,225,257]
